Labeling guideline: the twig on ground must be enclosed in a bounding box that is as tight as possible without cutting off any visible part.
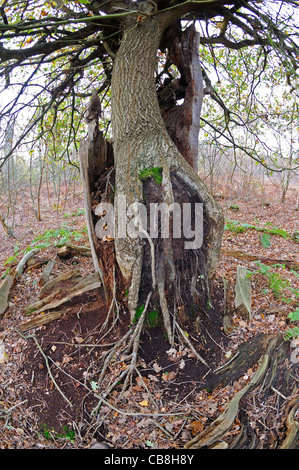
[175,321,209,367]
[15,329,73,408]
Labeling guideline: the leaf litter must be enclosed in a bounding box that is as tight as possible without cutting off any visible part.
[0,182,298,449]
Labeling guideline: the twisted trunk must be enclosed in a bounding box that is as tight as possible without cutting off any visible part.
[110,14,224,340]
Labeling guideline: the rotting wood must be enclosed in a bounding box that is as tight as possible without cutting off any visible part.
[79,89,111,303]
[25,256,49,271]
[222,249,299,271]
[79,140,108,301]
[57,245,91,258]
[19,307,71,332]
[25,290,59,315]
[0,274,14,318]
[159,24,203,171]
[1,249,40,319]
[39,268,81,298]
[25,272,102,316]
[38,257,56,286]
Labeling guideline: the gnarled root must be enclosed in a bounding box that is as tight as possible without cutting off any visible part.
[185,333,299,449]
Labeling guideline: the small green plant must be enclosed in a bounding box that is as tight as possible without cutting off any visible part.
[132,304,161,328]
[284,308,299,341]
[56,426,76,442]
[28,224,87,250]
[4,254,18,266]
[146,309,161,328]
[3,244,20,266]
[41,424,76,442]
[29,226,72,249]
[260,233,271,248]
[229,204,239,211]
[41,424,53,440]
[0,267,10,279]
[132,304,145,324]
[255,261,290,299]
[292,231,299,243]
[224,218,290,239]
[138,167,163,185]
[63,208,85,218]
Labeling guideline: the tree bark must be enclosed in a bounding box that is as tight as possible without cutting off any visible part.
[159,25,203,171]
[109,14,224,336]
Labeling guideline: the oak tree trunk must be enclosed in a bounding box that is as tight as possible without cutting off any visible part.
[108,14,224,342]
[79,11,224,346]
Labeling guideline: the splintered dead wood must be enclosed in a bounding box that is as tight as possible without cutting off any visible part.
[25,269,100,314]
[0,249,40,318]
[0,274,14,318]
[1,245,92,321]
[223,249,299,271]
[57,245,91,258]
[19,268,103,331]
[19,307,72,332]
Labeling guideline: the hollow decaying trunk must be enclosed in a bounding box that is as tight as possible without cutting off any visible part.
[80,15,224,343]
[159,25,203,172]
[111,17,224,330]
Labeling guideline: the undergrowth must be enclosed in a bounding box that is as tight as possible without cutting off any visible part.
[1,223,88,279]
[248,262,299,340]
[29,224,87,250]
[41,424,76,443]
[225,218,290,242]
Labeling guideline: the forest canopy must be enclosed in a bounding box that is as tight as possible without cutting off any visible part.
[0,1,299,451]
[0,0,298,173]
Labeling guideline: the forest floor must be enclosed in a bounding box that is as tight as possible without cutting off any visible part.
[0,179,298,449]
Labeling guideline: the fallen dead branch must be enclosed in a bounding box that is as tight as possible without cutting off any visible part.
[25,272,102,316]
[19,307,71,332]
[57,245,91,258]
[15,248,40,279]
[222,249,299,271]
[16,329,73,408]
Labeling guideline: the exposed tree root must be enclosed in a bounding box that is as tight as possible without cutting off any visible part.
[185,337,277,449]
[95,291,153,405]
[185,334,299,449]
[280,398,299,449]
